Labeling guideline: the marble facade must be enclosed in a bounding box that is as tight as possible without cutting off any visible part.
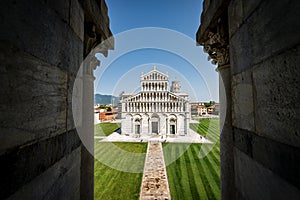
[120,67,190,136]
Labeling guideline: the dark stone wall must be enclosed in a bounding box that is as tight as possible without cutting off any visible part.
[229,0,300,199]
[0,0,84,199]
[197,0,300,199]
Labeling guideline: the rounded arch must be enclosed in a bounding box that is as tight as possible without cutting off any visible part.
[125,113,133,119]
[178,113,186,118]
[162,113,168,118]
[133,114,142,135]
[169,114,177,120]
[168,114,177,135]
[151,113,159,119]
[133,114,142,119]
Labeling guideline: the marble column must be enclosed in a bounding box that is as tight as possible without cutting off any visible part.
[80,54,98,200]
[203,28,234,199]
[218,64,234,198]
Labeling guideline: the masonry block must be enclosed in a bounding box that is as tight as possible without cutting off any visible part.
[253,45,300,148]
[0,130,81,199]
[6,147,81,200]
[46,0,70,23]
[234,147,300,200]
[70,0,84,41]
[232,69,255,131]
[0,0,83,71]
[230,0,300,75]
[0,44,67,153]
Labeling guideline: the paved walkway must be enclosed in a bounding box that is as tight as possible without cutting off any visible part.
[98,128,212,144]
[140,141,171,200]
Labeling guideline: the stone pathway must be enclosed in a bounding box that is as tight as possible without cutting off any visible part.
[140,141,171,200]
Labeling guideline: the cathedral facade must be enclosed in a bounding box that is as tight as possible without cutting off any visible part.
[120,67,190,136]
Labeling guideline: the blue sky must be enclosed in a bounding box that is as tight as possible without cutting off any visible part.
[94,0,219,102]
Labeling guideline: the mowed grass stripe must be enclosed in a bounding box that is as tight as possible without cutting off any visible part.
[95,143,146,171]
[195,125,208,136]
[164,144,178,198]
[94,143,147,200]
[197,159,217,200]
[95,163,120,199]
[167,165,181,199]
[199,120,219,131]
[192,145,216,200]
[202,144,220,170]
[187,144,208,200]
[207,151,221,177]
[193,146,220,191]
[95,145,132,193]
[190,123,200,133]
[94,161,122,199]
[203,156,220,190]
[206,129,219,140]
[166,118,220,199]
[167,144,186,199]
[94,142,112,157]
[196,145,221,197]
[95,123,120,136]
[191,126,218,142]
[172,160,186,198]
[213,145,220,155]
[95,160,144,198]
[95,144,124,168]
[191,124,219,140]
[184,147,200,199]
[198,154,220,199]
[165,144,195,199]
[190,123,208,137]
[166,143,220,200]
[114,143,146,171]
[178,144,194,198]
[193,144,220,179]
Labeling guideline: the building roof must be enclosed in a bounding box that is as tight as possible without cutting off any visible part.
[140,66,168,81]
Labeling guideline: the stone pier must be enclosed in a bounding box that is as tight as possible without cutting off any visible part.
[140,141,171,200]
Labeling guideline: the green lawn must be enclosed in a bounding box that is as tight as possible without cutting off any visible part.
[94,119,220,200]
[164,118,220,200]
[190,118,220,138]
[94,142,147,200]
[95,122,120,136]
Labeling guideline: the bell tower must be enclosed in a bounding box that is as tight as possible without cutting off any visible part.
[171,81,180,93]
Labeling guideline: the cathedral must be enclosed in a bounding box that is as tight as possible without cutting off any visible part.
[120,66,190,136]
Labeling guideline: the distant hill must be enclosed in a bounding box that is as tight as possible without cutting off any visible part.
[94,94,119,105]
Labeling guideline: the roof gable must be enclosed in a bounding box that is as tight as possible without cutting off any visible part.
[141,68,168,81]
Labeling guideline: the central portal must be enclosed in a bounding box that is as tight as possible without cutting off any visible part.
[135,124,140,134]
[170,125,175,134]
[152,122,158,134]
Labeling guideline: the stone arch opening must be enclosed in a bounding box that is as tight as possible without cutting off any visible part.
[133,115,142,134]
[169,116,177,135]
[150,113,160,134]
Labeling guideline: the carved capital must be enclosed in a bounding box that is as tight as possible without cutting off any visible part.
[83,53,100,76]
[204,31,229,66]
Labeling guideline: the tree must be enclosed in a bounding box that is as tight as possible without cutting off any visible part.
[99,105,106,109]
[204,102,212,107]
